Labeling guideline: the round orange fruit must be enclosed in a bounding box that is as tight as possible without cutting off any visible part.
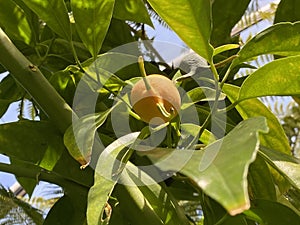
[130,74,181,125]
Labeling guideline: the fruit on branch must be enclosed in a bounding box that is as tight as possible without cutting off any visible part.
[130,56,181,125]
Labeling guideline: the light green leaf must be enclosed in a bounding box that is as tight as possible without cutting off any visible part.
[64,103,119,166]
[0,0,32,44]
[143,117,268,215]
[0,120,64,171]
[71,0,115,58]
[213,44,240,56]
[233,22,300,66]
[113,0,153,27]
[87,132,140,225]
[21,0,71,40]
[238,56,300,101]
[223,84,290,154]
[147,0,213,61]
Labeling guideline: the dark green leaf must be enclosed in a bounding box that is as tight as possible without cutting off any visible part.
[245,199,300,224]
[44,195,74,225]
[147,0,213,61]
[233,22,300,66]
[274,0,300,23]
[21,0,71,40]
[71,0,115,58]
[113,0,153,27]
[211,0,251,46]
[114,163,190,225]
[0,75,23,118]
[239,56,300,100]
[248,155,277,201]
[101,19,135,53]
[260,146,300,190]
[0,0,32,44]
[143,117,268,215]
[0,120,64,171]
[223,84,290,154]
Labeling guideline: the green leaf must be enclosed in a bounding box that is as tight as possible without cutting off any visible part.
[223,84,290,154]
[87,132,140,225]
[213,44,240,56]
[211,0,251,46]
[0,120,64,171]
[181,87,226,110]
[274,0,300,23]
[44,195,75,225]
[248,155,277,201]
[114,163,191,225]
[21,0,71,40]
[238,56,300,101]
[233,22,300,66]
[245,199,300,224]
[260,146,300,190]
[64,104,119,166]
[144,117,269,215]
[113,0,153,27]
[147,0,213,62]
[71,0,115,58]
[0,74,23,118]
[0,0,32,44]
[101,18,135,53]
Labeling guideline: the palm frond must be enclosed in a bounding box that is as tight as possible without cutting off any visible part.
[0,185,44,225]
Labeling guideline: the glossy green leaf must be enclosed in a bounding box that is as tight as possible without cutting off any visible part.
[0,0,32,44]
[274,0,300,23]
[113,0,153,27]
[238,56,300,101]
[147,0,213,61]
[64,104,119,166]
[211,0,251,46]
[233,22,300,66]
[260,146,300,190]
[223,84,290,154]
[71,0,115,58]
[213,44,240,56]
[144,117,268,215]
[245,199,300,224]
[21,0,71,40]
[87,132,140,225]
[0,120,64,171]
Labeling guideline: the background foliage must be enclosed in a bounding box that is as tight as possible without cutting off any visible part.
[0,0,300,225]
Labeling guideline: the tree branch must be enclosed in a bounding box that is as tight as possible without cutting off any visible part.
[0,28,76,134]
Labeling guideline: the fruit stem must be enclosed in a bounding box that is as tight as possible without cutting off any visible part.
[138,56,152,91]
[156,102,172,119]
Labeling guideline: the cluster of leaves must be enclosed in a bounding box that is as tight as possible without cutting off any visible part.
[0,0,300,225]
